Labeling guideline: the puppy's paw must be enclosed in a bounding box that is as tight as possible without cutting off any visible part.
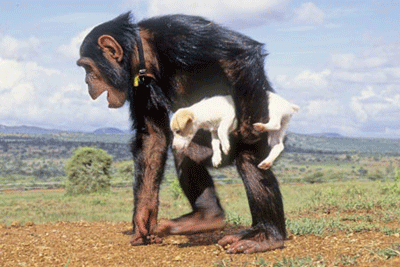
[212,154,222,167]
[253,123,267,132]
[221,141,230,155]
[258,160,272,170]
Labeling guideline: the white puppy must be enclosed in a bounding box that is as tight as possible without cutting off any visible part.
[170,96,237,167]
[170,93,299,169]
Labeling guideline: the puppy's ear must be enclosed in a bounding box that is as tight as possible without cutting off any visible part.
[170,113,180,133]
[183,112,194,124]
[177,110,194,134]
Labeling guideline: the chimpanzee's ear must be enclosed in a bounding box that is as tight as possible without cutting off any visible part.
[98,35,124,63]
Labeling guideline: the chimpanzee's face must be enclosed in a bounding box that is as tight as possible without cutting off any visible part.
[77,57,127,108]
[77,35,130,108]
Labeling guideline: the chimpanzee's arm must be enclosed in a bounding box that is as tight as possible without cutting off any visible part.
[130,115,170,245]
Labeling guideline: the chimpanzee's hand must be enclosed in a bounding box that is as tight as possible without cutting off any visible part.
[130,204,162,245]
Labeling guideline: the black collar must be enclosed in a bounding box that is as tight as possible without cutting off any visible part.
[136,29,146,77]
[133,29,148,88]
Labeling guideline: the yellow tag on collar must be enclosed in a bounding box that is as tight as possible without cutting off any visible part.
[134,75,140,87]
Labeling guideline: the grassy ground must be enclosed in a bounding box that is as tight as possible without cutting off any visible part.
[1,180,399,236]
[1,180,399,266]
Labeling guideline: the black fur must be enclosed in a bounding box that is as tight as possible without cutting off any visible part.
[138,14,272,125]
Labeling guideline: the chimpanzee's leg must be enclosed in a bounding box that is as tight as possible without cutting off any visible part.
[156,134,225,236]
[218,138,286,254]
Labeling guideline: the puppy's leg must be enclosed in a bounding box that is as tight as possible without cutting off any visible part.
[211,131,222,167]
[258,136,283,169]
[253,113,282,132]
[218,116,235,155]
[258,116,290,169]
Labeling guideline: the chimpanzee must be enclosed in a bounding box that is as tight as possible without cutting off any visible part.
[77,12,286,254]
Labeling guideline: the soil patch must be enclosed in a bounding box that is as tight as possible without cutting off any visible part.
[1,221,399,266]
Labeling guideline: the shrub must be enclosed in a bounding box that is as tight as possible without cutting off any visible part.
[303,171,325,184]
[115,161,134,175]
[367,170,384,181]
[113,161,134,180]
[66,147,113,195]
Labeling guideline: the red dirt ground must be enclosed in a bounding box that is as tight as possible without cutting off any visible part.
[1,221,399,266]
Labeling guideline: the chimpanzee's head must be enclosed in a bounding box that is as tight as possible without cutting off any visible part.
[77,12,138,108]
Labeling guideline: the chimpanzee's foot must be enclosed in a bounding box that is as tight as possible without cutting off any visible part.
[218,228,284,254]
[156,211,225,236]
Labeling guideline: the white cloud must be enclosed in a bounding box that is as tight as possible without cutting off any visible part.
[289,98,353,136]
[350,86,400,125]
[275,69,331,91]
[0,56,129,131]
[332,53,389,70]
[324,23,340,29]
[277,25,316,32]
[292,2,325,24]
[316,36,400,137]
[334,70,388,83]
[127,0,327,30]
[144,0,290,28]
[0,35,41,60]
[307,99,340,116]
[272,35,400,137]
[0,58,24,88]
[387,67,400,79]
[294,69,331,88]
[57,27,93,59]
[330,39,400,86]
[0,58,62,119]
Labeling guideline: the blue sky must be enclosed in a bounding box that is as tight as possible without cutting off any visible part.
[0,0,399,138]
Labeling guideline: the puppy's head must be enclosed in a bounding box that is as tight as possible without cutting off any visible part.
[170,109,195,150]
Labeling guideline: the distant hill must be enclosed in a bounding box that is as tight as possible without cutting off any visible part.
[285,133,400,155]
[93,127,125,134]
[1,125,400,155]
[0,125,131,135]
[311,132,343,138]
[0,125,62,134]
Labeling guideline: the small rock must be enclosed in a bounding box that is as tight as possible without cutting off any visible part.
[174,256,182,261]
[216,244,225,252]
[25,221,34,227]
[11,221,21,228]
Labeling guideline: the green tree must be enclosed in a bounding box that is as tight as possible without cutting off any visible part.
[65,147,113,194]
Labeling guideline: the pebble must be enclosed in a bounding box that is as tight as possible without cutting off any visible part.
[11,221,21,228]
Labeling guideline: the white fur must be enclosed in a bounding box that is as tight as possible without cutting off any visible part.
[171,93,299,169]
[171,96,237,167]
[253,92,299,169]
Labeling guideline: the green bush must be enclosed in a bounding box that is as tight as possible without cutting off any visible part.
[65,147,113,195]
[303,171,325,184]
[367,170,384,181]
[113,161,134,178]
